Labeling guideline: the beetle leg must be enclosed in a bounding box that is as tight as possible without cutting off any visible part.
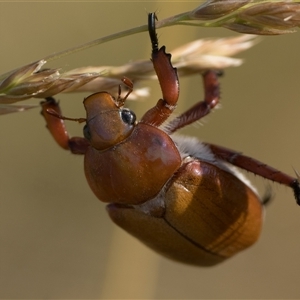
[206,143,300,205]
[165,70,221,134]
[41,97,89,154]
[140,13,179,127]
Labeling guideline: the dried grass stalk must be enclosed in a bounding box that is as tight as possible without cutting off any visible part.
[1,1,299,115]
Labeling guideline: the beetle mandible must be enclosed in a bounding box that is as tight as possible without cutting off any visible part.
[41,13,300,266]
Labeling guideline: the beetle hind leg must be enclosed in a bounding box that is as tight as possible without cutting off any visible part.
[207,143,300,205]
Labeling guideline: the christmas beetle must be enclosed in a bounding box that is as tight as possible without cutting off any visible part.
[41,13,300,266]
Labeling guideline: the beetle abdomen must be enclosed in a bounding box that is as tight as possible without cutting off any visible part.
[107,203,225,266]
[107,160,263,266]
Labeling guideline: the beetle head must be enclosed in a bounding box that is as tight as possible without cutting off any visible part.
[83,92,136,150]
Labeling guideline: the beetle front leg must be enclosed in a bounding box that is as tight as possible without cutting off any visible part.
[140,13,179,127]
[41,97,89,154]
[165,70,221,134]
[206,143,300,205]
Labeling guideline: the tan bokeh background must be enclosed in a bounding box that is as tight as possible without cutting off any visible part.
[1,2,299,299]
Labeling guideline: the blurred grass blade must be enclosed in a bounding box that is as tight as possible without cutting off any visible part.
[0,104,38,115]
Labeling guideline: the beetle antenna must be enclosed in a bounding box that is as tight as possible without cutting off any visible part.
[46,108,86,123]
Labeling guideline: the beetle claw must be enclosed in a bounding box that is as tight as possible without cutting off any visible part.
[291,168,300,205]
[291,180,300,205]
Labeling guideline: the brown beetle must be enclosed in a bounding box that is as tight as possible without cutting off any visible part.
[41,13,300,266]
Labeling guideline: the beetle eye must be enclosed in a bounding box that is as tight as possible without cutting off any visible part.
[121,108,136,125]
[83,124,91,140]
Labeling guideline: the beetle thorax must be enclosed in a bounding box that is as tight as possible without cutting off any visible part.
[84,123,181,205]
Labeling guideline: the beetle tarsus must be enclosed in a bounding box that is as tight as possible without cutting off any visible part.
[291,180,300,205]
[140,12,179,127]
[116,77,134,107]
[148,12,159,52]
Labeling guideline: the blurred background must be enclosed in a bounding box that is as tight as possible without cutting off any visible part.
[0,1,299,299]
